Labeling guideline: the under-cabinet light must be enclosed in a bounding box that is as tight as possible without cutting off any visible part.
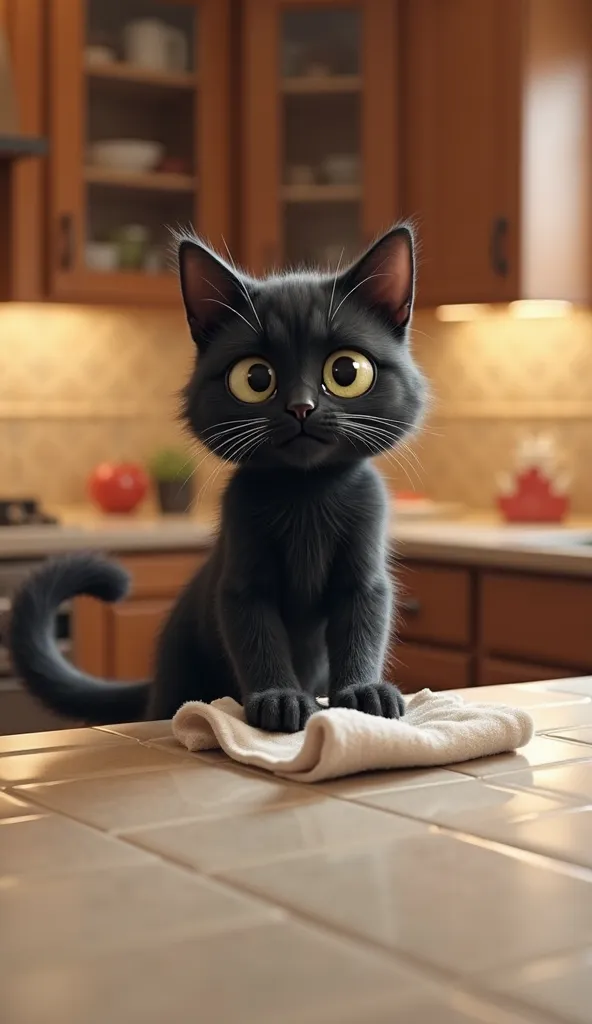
[435,304,493,322]
[509,300,573,319]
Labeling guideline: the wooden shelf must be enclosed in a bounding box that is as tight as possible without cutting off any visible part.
[281,184,361,203]
[85,166,195,192]
[86,62,197,91]
[282,75,361,95]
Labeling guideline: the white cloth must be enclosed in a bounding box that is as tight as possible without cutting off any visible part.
[172,689,534,783]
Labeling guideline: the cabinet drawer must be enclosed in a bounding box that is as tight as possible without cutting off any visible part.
[389,642,471,693]
[481,572,592,670]
[119,552,208,599]
[477,657,575,687]
[394,562,471,646]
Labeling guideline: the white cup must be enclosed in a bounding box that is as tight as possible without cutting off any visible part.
[123,19,188,72]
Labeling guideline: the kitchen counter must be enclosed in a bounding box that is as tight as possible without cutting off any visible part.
[3,504,592,576]
[2,677,592,1023]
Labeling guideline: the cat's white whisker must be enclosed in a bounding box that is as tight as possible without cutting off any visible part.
[327,248,345,325]
[202,296,258,335]
[330,271,392,322]
[221,235,263,331]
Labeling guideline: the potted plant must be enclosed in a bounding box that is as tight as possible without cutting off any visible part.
[148,448,194,515]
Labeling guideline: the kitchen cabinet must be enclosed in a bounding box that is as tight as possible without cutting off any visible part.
[393,644,471,694]
[481,571,592,672]
[401,0,592,307]
[240,0,399,274]
[0,0,45,301]
[477,658,574,688]
[46,0,231,304]
[73,551,206,681]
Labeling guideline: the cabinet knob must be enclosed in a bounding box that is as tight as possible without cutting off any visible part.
[490,217,509,277]
[57,214,75,271]
[399,596,421,615]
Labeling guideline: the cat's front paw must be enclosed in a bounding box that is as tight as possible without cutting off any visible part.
[245,689,318,733]
[331,682,405,718]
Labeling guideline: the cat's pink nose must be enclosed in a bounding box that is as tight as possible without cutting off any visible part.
[287,400,315,421]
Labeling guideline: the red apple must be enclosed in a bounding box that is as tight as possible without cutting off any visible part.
[88,462,148,514]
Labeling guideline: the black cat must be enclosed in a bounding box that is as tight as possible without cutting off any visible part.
[10,225,427,732]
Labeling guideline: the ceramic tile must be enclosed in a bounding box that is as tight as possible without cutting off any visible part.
[546,726,592,746]
[0,792,38,820]
[96,721,173,741]
[0,742,187,786]
[488,949,592,1024]
[0,814,152,877]
[494,760,592,801]
[488,808,592,870]
[144,736,200,757]
[446,735,592,778]
[223,831,592,976]
[458,684,592,708]
[529,702,592,733]
[529,678,592,698]
[0,727,128,755]
[318,767,473,799]
[1,919,442,1024]
[23,763,315,832]
[0,863,279,969]
[125,798,431,874]
[369,991,544,1024]
[357,778,572,835]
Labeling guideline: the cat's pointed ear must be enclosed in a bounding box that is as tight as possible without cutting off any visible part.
[178,239,249,347]
[338,225,415,330]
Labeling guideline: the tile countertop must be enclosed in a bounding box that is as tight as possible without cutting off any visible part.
[2,677,592,1023]
[3,504,592,575]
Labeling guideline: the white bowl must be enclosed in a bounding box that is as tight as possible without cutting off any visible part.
[322,153,360,184]
[89,139,164,173]
[85,241,119,272]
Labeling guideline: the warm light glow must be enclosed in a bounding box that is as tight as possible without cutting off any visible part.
[435,304,493,322]
[509,300,573,319]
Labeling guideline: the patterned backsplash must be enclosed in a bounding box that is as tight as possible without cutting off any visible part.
[0,302,591,511]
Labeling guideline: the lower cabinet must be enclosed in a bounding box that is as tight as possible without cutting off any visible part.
[70,549,592,698]
[73,551,207,681]
[477,658,578,687]
[390,642,471,693]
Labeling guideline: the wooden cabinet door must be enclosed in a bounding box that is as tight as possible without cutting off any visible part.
[47,0,230,304]
[1,0,45,301]
[388,642,471,693]
[241,0,398,274]
[478,658,575,687]
[481,572,592,671]
[395,562,472,647]
[107,598,172,680]
[400,0,520,306]
[73,551,207,677]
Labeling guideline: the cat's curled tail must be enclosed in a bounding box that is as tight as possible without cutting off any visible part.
[9,553,150,723]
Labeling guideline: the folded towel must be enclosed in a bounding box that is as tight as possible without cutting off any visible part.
[172,689,534,783]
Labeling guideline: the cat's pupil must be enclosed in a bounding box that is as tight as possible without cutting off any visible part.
[332,356,357,387]
[248,364,272,393]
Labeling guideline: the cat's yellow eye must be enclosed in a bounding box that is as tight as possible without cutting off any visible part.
[227,357,276,404]
[323,349,375,399]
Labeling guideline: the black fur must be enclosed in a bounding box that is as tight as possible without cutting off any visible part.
[10,226,427,731]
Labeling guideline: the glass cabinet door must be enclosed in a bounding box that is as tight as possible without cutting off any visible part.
[48,0,230,303]
[282,7,362,268]
[242,0,397,274]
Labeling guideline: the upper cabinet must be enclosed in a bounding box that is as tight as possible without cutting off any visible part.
[47,0,230,304]
[239,0,398,275]
[401,0,592,308]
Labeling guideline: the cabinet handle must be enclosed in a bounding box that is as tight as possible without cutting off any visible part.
[399,596,421,615]
[490,216,509,277]
[57,213,75,270]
